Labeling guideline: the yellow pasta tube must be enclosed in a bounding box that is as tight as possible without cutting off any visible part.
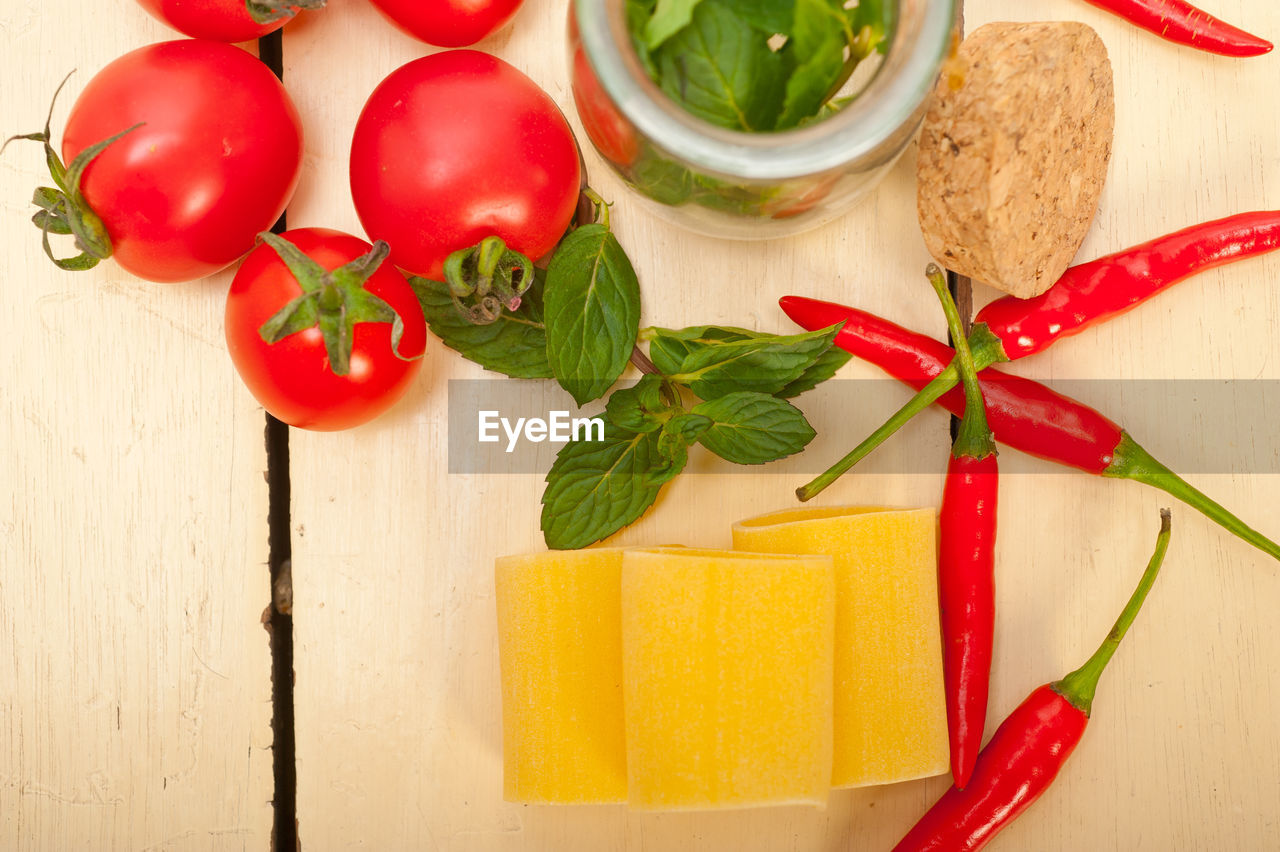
[621,547,835,810]
[494,548,628,803]
[733,507,949,788]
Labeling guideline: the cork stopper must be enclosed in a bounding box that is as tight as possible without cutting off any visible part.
[917,21,1115,299]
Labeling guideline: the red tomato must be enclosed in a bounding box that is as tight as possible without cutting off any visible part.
[134,0,283,42]
[61,40,303,282]
[570,43,640,168]
[368,0,524,47]
[225,228,427,431]
[349,50,581,280]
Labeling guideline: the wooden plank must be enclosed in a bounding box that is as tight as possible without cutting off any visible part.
[0,2,274,848]
[958,1,1280,850]
[286,0,1280,849]
[284,2,945,850]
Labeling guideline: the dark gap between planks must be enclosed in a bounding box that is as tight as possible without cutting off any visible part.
[258,28,299,852]
[948,271,972,443]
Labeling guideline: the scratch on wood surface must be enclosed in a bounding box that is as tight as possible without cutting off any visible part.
[139,827,252,851]
[192,647,230,680]
[127,298,223,351]
[32,289,98,334]
[21,406,53,442]
[15,770,123,807]
[163,667,208,787]
[185,593,229,679]
[0,0,39,36]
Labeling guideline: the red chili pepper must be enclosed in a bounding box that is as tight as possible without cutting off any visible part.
[894,509,1172,852]
[781,296,1280,561]
[977,211,1280,361]
[793,212,1280,497]
[928,265,999,790]
[1081,0,1272,57]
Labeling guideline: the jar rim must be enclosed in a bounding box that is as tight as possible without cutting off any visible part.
[573,0,957,182]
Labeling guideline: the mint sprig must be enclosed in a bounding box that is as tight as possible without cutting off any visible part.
[657,324,843,398]
[410,188,847,550]
[544,219,641,406]
[540,426,675,551]
[605,374,676,433]
[644,0,705,49]
[654,0,788,132]
[692,392,815,464]
[634,0,894,133]
[541,320,841,549]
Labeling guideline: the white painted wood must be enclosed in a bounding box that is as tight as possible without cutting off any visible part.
[286,0,1280,849]
[0,1,274,849]
[962,1,1280,850]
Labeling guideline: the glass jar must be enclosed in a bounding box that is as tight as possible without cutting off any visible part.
[568,0,958,240]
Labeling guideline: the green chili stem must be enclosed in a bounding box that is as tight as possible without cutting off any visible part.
[1054,509,1172,716]
[1107,434,1280,562]
[796,362,957,500]
[795,322,1006,502]
[927,264,994,459]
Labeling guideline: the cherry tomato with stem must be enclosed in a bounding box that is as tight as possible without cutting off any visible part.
[350,49,581,281]
[7,40,303,282]
[225,228,427,431]
[133,0,325,43]
[367,0,524,47]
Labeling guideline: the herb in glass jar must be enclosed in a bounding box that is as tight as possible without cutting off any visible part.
[626,0,894,132]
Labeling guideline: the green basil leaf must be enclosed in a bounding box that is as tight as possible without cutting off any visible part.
[664,325,841,399]
[776,0,848,129]
[657,411,712,464]
[644,0,705,48]
[605,375,669,433]
[653,0,787,132]
[541,426,671,550]
[410,272,552,379]
[776,345,851,398]
[544,224,642,406]
[692,392,816,464]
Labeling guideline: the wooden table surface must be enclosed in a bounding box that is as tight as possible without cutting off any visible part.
[2,0,1278,849]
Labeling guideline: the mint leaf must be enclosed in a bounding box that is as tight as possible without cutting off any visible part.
[777,345,850,398]
[410,273,552,379]
[541,426,673,550]
[733,0,794,35]
[795,94,852,128]
[660,325,841,399]
[544,224,642,406]
[648,325,764,374]
[644,0,705,48]
[850,0,893,54]
[630,154,695,206]
[777,0,848,129]
[605,375,670,433]
[653,0,787,132]
[692,392,816,464]
[627,0,661,77]
[656,411,712,464]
